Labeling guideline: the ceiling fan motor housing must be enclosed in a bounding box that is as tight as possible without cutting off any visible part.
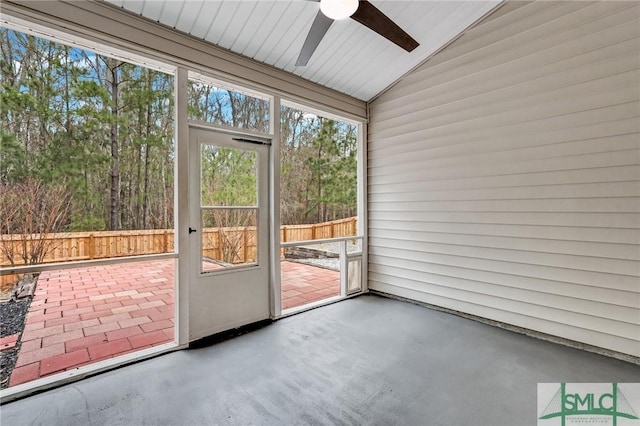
[320,0,359,20]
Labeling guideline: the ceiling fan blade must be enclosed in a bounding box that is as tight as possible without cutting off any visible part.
[351,1,419,52]
[296,10,334,66]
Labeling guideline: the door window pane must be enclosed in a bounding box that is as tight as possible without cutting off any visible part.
[200,145,257,206]
[200,144,259,273]
[201,208,257,271]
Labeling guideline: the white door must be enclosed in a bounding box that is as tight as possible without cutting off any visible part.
[188,125,270,340]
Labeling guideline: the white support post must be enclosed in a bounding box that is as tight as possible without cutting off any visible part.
[340,241,348,297]
[175,67,190,345]
[269,95,282,318]
[358,119,368,292]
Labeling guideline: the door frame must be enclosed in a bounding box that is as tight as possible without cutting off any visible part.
[186,123,271,341]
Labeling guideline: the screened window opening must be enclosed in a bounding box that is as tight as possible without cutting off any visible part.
[187,75,270,134]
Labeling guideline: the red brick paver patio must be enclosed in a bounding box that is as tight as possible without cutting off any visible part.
[8,259,338,387]
[9,259,175,387]
[281,261,340,310]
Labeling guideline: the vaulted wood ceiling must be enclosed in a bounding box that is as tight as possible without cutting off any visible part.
[105,1,500,101]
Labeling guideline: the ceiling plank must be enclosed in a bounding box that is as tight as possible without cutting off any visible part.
[174,1,205,34]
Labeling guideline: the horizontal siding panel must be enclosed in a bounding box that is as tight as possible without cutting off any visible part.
[368,166,640,194]
[371,81,639,152]
[368,211,640,229]
[369,261,639,309]
[369,228,639,261]
[368,221,640,245]
[368,1,640,357]
[369,149,640,183]
[371,93,639,142]
[369,133,640,172]
[374,34,640,120]
[369,254,640,306]
[371,55,639,133]
[368,115,639,158]
[369,197,640,213]
[369,243,638,277]
[368,252,639,297]
[369,181,640,202]
[370,101,639,150]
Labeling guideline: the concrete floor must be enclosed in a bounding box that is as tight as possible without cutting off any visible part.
[2,294,639,425]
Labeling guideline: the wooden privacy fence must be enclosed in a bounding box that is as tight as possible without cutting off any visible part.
[280,216,357,242]
[0,217,357,268]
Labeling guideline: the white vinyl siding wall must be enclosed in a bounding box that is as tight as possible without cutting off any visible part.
[367,1,640,357]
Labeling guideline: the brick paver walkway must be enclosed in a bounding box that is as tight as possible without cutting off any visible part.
[9,259,175,387]
[280,262,340,310]
[8,259,338,387]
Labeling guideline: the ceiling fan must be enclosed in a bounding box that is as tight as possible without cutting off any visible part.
[296,0,419,67]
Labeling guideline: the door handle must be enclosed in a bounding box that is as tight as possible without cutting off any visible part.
[189,227,197,234]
